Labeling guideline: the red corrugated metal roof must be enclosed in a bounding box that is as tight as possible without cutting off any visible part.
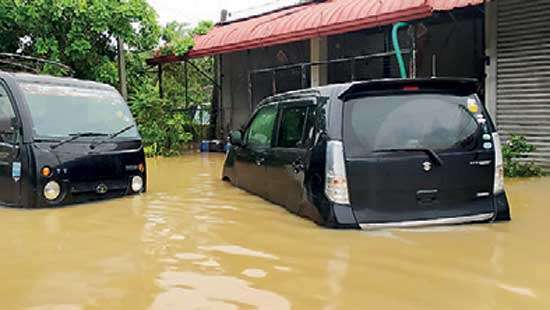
[148,0,483,64]
[429,0,483,11]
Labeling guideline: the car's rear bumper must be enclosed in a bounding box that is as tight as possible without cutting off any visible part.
[327,192,511,230]
[359,212,495,230]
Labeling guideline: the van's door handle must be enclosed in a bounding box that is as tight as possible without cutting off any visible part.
[256,157,265,166]
[292,159,305,173]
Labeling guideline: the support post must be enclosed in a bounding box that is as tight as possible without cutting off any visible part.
[301,64,308,88]
[350,58,356,81]
[117,37,127,100]
[248,72,254,113]
[184,60,189,107]
[272,70,277,95]
[485,0,498,121]
[216,55,223,139]
[310,36,328,87]
[410,26,417,79]
[158,64,164,99]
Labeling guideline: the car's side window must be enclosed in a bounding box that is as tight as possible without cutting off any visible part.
[277,106,308,148]
[0,83,16,144]
[244,105,278,149]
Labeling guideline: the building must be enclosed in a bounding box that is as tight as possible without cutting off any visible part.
[148,0,550,171]
[485,0,550,171]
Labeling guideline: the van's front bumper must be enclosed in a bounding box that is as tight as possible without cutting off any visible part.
[35,175,146,208]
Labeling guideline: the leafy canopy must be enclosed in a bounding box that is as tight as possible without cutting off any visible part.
[0,0,160,79]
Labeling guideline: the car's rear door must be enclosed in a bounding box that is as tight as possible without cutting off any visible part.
[234,104,278,198]
[266,100,313,213]
[343,93,496,225]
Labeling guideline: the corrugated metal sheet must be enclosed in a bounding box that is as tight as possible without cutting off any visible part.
[428,0,483,11]
[188,0,429,58]
[496,0,550,171]
[179,0,483,59]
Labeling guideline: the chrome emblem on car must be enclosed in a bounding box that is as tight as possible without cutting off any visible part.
[423,161,432,172]
[96,183,108,194]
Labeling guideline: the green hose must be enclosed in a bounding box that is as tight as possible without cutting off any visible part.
[392,22,409,79]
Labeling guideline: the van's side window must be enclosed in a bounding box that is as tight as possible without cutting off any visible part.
[277,106,308,148]
[244,105,277,149]
[0,84,16,143]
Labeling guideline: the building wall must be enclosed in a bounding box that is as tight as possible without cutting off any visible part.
[219,40,309,134]
[486,0,550,172]
[217,8,485,136]
[328,10,484,83]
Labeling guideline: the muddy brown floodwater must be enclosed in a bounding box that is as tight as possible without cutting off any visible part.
[1,153,550,309]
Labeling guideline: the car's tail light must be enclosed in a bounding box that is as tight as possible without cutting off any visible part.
[493,133,505,194]
[325,141,350,205]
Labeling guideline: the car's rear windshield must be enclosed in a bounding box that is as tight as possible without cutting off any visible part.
[343,94,482,157]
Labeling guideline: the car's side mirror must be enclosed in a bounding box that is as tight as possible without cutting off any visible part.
[229,130,243,146]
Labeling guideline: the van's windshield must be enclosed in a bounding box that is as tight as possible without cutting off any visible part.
[20,83,139,139]
[343,94,482,158]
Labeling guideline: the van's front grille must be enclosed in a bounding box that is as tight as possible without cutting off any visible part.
[70,179,129,194]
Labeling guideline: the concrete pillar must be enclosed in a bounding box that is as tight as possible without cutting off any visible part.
[485,0,498,122]
[310,36,328,87]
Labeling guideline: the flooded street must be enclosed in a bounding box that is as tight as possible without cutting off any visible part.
[1,153,550,309]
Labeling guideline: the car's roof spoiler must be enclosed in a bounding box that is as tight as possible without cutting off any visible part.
[339,78,479,101]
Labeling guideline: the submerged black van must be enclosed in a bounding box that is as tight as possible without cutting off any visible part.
[0,71,146,208]
[223,78,511,229]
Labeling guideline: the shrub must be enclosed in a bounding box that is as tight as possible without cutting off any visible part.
[129,83,193,157]
[502,135,544,177]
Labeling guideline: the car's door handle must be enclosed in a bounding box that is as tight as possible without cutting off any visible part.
[256,157,265,166]
[292,160,305,173]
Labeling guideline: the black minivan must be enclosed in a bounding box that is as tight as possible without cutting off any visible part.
[0,71,146,208]
[223,78,511,229]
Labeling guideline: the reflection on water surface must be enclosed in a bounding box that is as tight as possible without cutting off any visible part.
[1,153,549,309]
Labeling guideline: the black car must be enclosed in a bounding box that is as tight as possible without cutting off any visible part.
[0,71,146,208]
[223,78,511,229]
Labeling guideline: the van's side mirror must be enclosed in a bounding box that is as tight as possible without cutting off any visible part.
[229,130,243,146]
[0,117,15,134]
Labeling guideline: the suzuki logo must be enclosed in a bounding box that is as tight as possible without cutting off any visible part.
[96,183,109,194]
[422,161,432,172]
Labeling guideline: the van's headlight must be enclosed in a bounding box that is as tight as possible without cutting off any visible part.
[44,181,61,201]
[493,133,505,194]
[131,176,144,193]
[325,140,350,205]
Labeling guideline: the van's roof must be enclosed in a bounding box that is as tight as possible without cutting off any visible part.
[0,71,116,92]
[261,78,479,105]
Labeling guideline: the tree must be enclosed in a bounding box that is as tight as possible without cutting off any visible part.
[0,0,160,80]
[0,1,215,157]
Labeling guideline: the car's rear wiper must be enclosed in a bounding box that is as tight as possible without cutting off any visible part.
[373,148,444,166]
[90,124,136,149]
[50,132,108,150]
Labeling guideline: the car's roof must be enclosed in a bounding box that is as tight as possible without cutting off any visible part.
[261,77,479,105]
[0,71,116,91]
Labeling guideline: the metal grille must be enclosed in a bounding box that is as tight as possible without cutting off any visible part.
[496,0,550,171]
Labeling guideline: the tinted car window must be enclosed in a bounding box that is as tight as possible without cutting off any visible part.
[277,106,308,148]
[344,94,480,157]
[0,84,16,143]
[244,105,277,149]
[0,85,15,119]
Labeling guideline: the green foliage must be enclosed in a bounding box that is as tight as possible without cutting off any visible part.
[0,0,161,79]
[158,20,213,56]
[0,2,215,157]
[502,135,544,177]
[129,82,193,157]
[131,56,214,157]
